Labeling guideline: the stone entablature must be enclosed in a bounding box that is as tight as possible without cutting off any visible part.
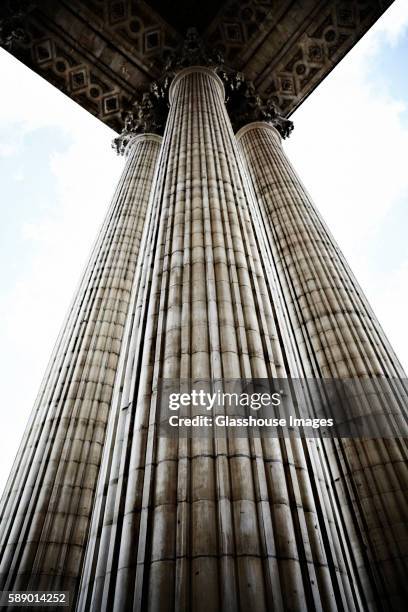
[0,0,393,131]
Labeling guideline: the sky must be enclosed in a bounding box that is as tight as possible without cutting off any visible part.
[0,1,408,493]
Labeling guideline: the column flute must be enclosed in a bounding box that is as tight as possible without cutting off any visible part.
[0,132,162,599]
[237,120,408,611]
[78,65,364,612]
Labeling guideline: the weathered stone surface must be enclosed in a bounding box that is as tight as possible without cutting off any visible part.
[0,3,406,601]
[0,133,162,601]
[237,121,408,611]
[76,67,366,612]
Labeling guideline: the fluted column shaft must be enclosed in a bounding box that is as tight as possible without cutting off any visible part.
[237,121,408,610]
[0,134,162,601]
[78,68,364,612]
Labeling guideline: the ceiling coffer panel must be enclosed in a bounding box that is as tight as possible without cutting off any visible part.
[0,0,394,130]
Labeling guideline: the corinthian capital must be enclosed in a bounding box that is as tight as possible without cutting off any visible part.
[113,28,225,155]
[112,29,294,154]
[220,71,294,139]
[112,84,168,155]
[163,27,224,73]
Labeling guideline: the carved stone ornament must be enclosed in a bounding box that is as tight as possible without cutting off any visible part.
[113,28,223,155]
[163,27,224,73]
[219,70,294,138]
[0,0,34,50]
[113,28,293,154]
[112,87,168,154]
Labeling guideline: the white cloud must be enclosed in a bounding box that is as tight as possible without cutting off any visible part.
[0,140,22,157]
[374,0,408,45]
[12,168,24,182]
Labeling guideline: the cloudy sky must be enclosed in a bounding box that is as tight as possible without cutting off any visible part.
[1,1,408,493]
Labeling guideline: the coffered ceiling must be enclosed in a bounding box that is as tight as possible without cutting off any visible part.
[0,0,393,131]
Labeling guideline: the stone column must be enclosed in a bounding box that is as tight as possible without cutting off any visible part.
[77,67,364,612]
[0,133,162,599]
[237,121,408,610]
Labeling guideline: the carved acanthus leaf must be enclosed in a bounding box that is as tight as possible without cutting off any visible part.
[219,70,294,139]
[112,29,293,153]
[112,83,169,155]
[0,0,34,50]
